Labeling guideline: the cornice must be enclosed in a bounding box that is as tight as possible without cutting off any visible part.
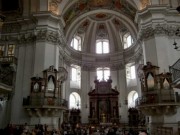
[138,24,180,40]
[0,28,66,46]
[0,15,142,70]
[60,40,142,70]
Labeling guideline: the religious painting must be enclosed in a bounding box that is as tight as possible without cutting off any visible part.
[98,100,110,115]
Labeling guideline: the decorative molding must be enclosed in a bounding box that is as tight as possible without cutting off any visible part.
[2,23,21,33]
[60,41,142,70]
[0,28,66,46]
[49,0,59,14]
[140,0,151,9]
[138,24,180,40]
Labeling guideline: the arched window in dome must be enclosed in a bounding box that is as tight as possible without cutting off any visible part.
[96,67,110,81]
[71,35,81,51]
[69,92,81,109]
[96,39,109,54]
[123,33,133,49]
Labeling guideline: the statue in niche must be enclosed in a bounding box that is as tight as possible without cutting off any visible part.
[47,75,55,91]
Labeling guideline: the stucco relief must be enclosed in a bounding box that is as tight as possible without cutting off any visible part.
[138,24,180,41]
[49,0,61,14]
[140,0,150,9]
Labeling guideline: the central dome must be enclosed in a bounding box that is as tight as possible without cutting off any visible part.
[61,0,139,68]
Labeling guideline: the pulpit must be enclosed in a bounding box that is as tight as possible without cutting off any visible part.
[88,77,120,124]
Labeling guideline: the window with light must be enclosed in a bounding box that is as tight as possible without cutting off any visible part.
[96,39,109,54]
[69,92,81,109]
[71,36,81,51]
[0,44,15,57]
[96,67,110,81]
[123,33,133,49]
[126,64,136,79]
[128,91,138,108]
[8,44,15,56]
[71,65,81,81]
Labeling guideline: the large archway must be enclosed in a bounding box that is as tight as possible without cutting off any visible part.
[69,92,81,109]
[128,90,138,108]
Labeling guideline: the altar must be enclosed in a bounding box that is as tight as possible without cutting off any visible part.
[88,77,120,124]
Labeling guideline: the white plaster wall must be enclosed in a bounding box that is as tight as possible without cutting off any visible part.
[127,78,137,87]
[164,108,180,135]
[81,70,90,123]
[166,38,180,67]
[11,44,34,124]
[89,71,96,90]
[39,0,48,11]
[0,101,8,128]
[118,68,128,123]
[111,70,118,89]
[143,38,158,66]
[64,66,70,100]
[44,43,58,70]
[155,36,180,72]
[34,43,59,76]
[34,42,45,76]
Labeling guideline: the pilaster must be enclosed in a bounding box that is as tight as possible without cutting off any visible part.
[135,5,180,71]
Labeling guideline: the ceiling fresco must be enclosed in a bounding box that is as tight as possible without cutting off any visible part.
[63,0,136,25]
[76,20,90,34]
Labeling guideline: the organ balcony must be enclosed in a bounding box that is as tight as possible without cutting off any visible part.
[23,66,68,117]
[136,62,180,116]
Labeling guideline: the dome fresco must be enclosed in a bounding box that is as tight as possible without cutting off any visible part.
[63,0,136,24]
[63,0,138,54]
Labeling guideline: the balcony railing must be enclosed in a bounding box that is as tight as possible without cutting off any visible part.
[0,56,17,65]
[23,96,68,108]
[169,58,180,83]
[135,93,180,106]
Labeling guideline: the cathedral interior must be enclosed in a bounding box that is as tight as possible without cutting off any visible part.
[0,0,180,134]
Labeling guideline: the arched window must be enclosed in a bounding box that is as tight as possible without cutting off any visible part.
[96,39,109,54]
[71,65,81,82]
[128,91,138,108]
[70,65,81,89]
[71,35,81,51]
[126,63,136,79]
[123,33,133,49]
[96,67,110,81]
[69,92,81,109]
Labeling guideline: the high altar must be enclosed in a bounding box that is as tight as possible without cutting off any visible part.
[88,77,120,124]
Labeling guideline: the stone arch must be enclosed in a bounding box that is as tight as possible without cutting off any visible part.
[128,90,138,108]
[69,92,81,109]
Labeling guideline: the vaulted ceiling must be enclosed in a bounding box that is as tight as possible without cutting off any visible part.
[60,0,139,54]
